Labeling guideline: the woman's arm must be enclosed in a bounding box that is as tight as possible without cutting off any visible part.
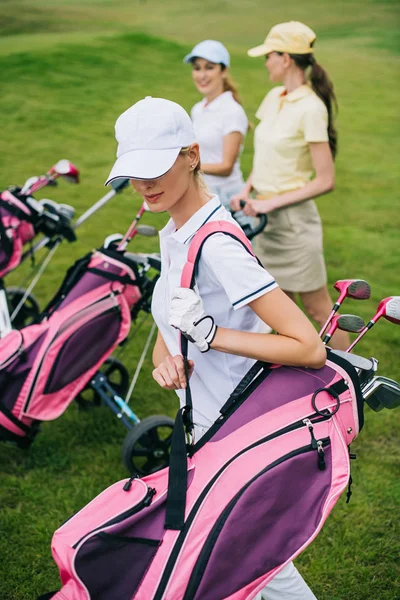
[243,142,334,215]
[201,132,243,177]
[211,288,326,369]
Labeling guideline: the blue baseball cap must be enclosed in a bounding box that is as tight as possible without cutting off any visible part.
[183,40,230,67]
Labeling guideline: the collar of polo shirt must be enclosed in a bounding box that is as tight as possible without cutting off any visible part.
[160,195,223,245]
[279,84,312,104]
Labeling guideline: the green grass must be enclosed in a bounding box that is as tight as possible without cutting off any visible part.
[0,1,399,598]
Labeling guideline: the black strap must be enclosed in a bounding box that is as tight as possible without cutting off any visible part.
[164,335,193,530]
[220,361,268,416]
[87,267,138,286]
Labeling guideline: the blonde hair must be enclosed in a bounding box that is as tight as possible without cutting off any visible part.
[180,147,209,191]
[222,71,242,106]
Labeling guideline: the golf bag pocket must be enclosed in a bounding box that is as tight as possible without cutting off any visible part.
[23,291,132,421]
[0,190,36,278]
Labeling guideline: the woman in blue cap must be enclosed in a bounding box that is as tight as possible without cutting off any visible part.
[184,40,250,222]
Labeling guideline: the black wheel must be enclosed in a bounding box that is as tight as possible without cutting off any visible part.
[122,415,174,476]
[7,286,40,329]
[75,357,130,410]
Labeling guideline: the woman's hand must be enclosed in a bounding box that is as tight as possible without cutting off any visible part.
[230,190,251,212]
[152,354,195,390]
[169,288,218,352]
[242,197,277,216]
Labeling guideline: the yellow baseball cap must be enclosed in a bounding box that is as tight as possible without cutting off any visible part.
[248,21,316,57]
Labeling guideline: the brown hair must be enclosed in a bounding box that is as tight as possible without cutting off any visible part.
[285,51,338,158]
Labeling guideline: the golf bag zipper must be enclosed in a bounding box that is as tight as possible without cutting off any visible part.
[182,438,331,600]
[22,293,121,412]
[153,412,331,600]
[72,485,156,550]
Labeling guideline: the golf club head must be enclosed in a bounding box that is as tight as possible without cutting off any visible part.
[376,296,400,325]
[336,314,365,333]
[363,376,400,411]
[52,159,80,184]
[329,349,376,372]
[136,224,158,237]
[57,203,76,222]
[334,279,371,301]
[20,176,39,195]
[103,233,124,249]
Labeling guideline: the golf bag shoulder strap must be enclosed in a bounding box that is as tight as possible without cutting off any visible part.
[181,220,257,289]
[165,221,257,531]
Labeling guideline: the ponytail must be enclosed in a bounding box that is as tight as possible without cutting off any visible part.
[289,52,338,158]
[221,67,243,106]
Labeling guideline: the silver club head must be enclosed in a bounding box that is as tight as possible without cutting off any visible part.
[21,176,39,195]
[362,376,400,411]
[330,349,375,372]
[56,203,76,222]
[136,225,158,237]
[337,314,365,333]
[103,233,124,249]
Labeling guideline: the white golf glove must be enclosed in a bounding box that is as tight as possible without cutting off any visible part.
[169,288,218,353]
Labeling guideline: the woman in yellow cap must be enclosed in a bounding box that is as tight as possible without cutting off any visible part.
[231,21,349,350]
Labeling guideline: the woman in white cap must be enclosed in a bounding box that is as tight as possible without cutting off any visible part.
[183,40,250,223]
[106,96,325,600]
[231,21,349,350]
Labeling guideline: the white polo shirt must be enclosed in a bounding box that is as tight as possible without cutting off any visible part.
[191,91,248,193]
[151,195,278,431]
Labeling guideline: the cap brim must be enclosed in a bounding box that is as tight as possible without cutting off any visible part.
[105,147,181,185]
[247,43,275,57]
[183,52,195,64]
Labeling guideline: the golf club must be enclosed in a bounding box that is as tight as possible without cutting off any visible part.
[361,375,400,411]
[322,313,365,344]
[319,279,371,337]
[20,159,79,196]
[347,296,400,351]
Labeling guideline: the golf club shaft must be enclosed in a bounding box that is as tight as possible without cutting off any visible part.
[319,302,340,337]
[117,204,147,251]
[347,321,375,351]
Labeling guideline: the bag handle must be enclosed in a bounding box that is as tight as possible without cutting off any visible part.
[164,221,257,530]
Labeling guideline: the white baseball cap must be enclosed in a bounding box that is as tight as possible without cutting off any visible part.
[183,40,230,67]
[105,97,196,184]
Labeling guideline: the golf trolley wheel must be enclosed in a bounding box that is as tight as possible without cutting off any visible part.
[75,357,130,410]
[122,415,174,476]
[7,286,40,329]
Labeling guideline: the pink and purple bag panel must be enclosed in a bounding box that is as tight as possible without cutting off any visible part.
[0,189,36,278]
[42,223,364,600]
[0,248,142,446]
[45,352,363,600]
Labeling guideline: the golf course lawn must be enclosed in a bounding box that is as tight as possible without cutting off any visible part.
[0,1,399,598]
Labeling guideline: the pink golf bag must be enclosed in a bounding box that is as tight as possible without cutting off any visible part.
[0,188,76,279]
[42,222,366,600]
[0,246,145,447]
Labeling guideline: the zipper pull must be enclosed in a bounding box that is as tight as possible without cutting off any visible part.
[144,487,157,506]
[317,440,326,471]
[123,472,139,492]
[303,418,318,449]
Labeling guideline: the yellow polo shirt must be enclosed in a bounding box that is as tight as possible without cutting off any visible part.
[252,84,329,195]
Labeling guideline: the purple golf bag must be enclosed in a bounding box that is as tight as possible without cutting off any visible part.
[41,222,370,600]
[0,245,145,447]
